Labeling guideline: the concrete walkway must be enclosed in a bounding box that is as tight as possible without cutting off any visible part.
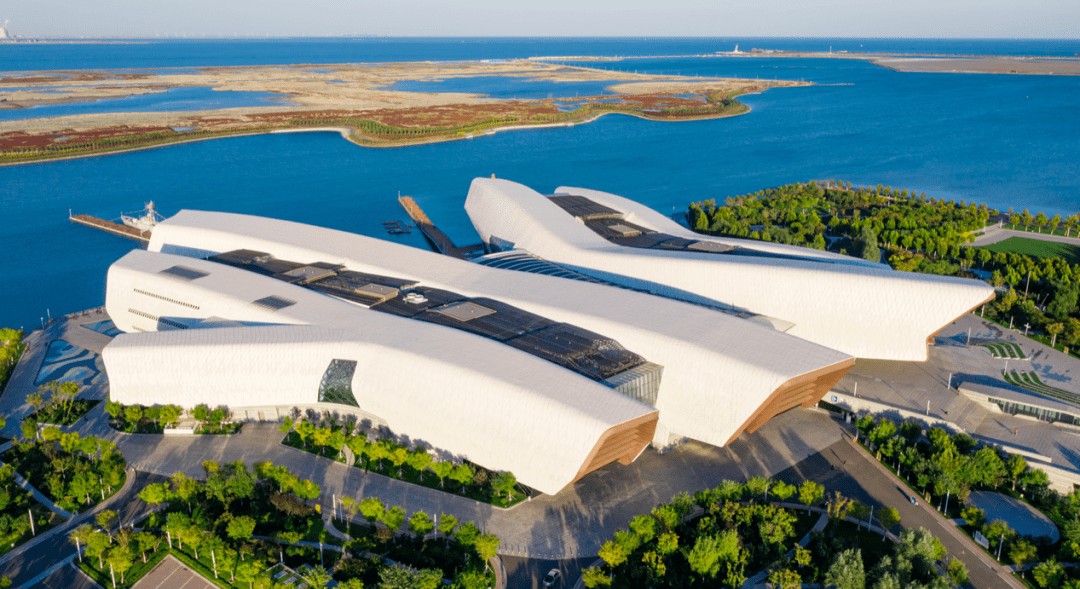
[3,462,74,519]
[967,225,1080,248]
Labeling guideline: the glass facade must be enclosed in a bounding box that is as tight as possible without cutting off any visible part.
[989,396,1080,426]
[604,362,664,407]
[319,359,359,407]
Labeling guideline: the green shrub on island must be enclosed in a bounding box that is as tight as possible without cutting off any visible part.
[280,416,528,508]
[104,401,182,434]
[26,380,95,426]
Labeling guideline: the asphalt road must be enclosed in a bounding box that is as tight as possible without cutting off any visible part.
[503,555,595,589]
[0,470,166,588]
[775,433,1023,589]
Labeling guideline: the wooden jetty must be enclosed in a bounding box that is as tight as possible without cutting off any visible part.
[397,196,484,259]
[69,213,151,243]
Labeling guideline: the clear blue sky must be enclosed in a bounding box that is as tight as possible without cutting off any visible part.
[4,0,1078,39]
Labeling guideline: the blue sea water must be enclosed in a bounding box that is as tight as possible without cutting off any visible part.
[0,86,295,122]
[1,38,1078,330]
[3,37,1079,71]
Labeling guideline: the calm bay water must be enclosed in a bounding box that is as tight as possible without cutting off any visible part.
[0,86,295,122]
[1,38,1078,329]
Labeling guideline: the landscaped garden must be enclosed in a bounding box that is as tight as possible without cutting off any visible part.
[104,402,239,434]
[26,380,97,426]
[0,457,65,557]
[1002,370,1080,407]
[979,341,1026,359]
[851,413,1080,588]
[74,460,498,589]
[280,416,529,508]
[4,425,126,514]
[580,478,967,589]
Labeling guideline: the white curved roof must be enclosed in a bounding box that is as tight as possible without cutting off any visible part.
[464,178,995,361]
[146,210,853,449]
[104,250,656,495]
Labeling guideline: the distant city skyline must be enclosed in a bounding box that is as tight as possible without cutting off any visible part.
[3,0,1078,40]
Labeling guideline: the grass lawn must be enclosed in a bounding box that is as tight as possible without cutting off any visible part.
[977,237,1080,264]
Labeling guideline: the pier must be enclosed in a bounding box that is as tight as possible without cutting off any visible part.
[69,213,151,243]
[397,196,484,259]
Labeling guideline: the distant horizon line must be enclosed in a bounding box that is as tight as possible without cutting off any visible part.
[3,34,1079,41]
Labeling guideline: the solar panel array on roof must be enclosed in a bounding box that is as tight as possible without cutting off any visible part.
[419,297,555,341]
[203,249,652,384]
[548,195,622,219]
[507,323,645,381]
[548,195,877,266]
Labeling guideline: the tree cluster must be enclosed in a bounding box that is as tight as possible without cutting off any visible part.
[583,477,951,588]
[8,424,125,513]
[281,416,522,506]
[104,402,182,434]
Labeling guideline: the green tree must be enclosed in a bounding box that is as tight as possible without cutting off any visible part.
[1006,454,1028,491]
[491,472,517,502]
[381,506,406,536]
[769,567,801,589]
[107,544,135,583]
[475,533,500,570]
[159,404,182,427]
[855,225,880,262]
[138,482,172,506]
[437,513,458,538]
[877,507,901,536]
[377,564,441,589]
[771,481,797,502]
[1033,559,1066,589]
[825,548,865,589]
[1009,539,1039,569]
[409,511,434,537]
[429,461,453,488]
[450,463,473,493]
[301,565,333,589]
[582,566,612,588]
[227,516,256,544]
[407,449,433,481]
[960,506,985,528]
[687,533,724,578]
[599,539,630,568]
[360,497,385,524]
[798,481,825,510]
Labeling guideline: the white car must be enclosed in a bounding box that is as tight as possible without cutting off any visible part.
[543,569,561,588]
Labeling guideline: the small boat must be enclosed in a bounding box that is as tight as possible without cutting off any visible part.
[121,201,164,233]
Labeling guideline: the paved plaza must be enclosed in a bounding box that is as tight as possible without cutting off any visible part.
[968,491,1060,542]
[837,312,1080,481]
[132,555,218,589]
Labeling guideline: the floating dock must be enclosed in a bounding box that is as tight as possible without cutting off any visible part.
[397,196,484,259]
[69,213,151,243]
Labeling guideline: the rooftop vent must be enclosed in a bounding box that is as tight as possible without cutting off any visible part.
[355,283,399,302]
[607,223,642,238]
[282,265,337,284]
[251,295,296,312]
[159,265,209,281]
[433,301,496,322]
[687,240,734,253]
